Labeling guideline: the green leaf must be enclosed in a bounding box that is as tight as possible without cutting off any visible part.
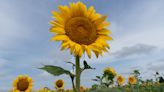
[39,65,71,76]
[83,60,95,69]
[96,76,101,79]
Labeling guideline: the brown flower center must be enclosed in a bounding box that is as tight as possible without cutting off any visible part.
[129,77,135,84]
[17,79,29,91]
[118,77,123,82]
[65,17,97,45]
[56,80,63,88]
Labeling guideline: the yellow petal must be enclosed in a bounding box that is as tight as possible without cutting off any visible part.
[49,20,64,28]
[93,51,99,58]
[50,35,69,41]
[61,41,70,51]
[74,43,81,56]
[98,29,112,35]
[90,44,101,53]
[84,45,91,58]
[50,27,65,34]
[70,2,79,17]
[58,5,71,20]
[102,47,109,52]
[99,35,113,40]
[79,45,84,57]
[69,41,75,54]
[87,6,95,18]
[91,43,103,50]
[91,13,101,22]
[78,2,87,17]
[94,16,107,26]
[52,10,65,24]
[97,22,110,30]
[96,38,110,49]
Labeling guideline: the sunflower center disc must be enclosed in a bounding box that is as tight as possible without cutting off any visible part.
[129,78,134,82]
[118,78,123,82]
[56,80,63,88]
[65,17,97,45]
[17,79,29,91]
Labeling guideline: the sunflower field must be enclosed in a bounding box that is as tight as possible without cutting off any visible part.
[5,1,164,92]
[10,68,164,92]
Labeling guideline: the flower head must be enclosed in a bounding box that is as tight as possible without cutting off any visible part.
[50,1,112,58]
[117,75,125,85]
[55,79,65,89]
[128,76,137,85]
[104,67,117,76]
[80,86,86,92]
[13,75,33,92]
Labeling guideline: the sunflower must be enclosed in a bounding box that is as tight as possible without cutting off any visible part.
[13,75,33,92]
[80,86,86,92]
[128,76,137,85]
[117,75,125,85]
[103,67,117,76]
[50,1,112,58]
[55,79,65,89]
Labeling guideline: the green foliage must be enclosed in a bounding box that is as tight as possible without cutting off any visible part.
[92,68,116,88]
[83,60,92,69]
[39,65,71,76]
[83,60,95,70]
[88,83,164,92]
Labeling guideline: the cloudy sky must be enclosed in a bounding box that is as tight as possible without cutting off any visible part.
[0,0,164,91]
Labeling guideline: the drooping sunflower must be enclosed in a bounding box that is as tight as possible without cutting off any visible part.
[13,75,33,92]
[50,1,112,58]
[117,75,125,85]
[128,76,137,85]
[103,67,117,76]
[55,79,65,89]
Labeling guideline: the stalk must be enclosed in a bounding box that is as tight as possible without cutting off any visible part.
[75,56,80,92]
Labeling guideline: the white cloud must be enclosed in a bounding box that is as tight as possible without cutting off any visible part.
[111,44,157,58]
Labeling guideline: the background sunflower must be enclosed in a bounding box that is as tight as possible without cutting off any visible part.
[117,75,125,85]
[13,75,33,92]
[55,79,65,89]
[128,76,137,85]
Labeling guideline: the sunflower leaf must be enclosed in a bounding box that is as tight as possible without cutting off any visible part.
[39,65,71,76]
[83,60,95,70]
[96,76,101,79]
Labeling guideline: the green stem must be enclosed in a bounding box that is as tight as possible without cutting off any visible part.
[71,76,77,92]
[75,56,81,92]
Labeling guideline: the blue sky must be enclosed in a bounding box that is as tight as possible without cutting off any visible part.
[0,0,164,91]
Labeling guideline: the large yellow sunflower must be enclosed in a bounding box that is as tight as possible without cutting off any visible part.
[13,75,33,92]
[50,1,112,58]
